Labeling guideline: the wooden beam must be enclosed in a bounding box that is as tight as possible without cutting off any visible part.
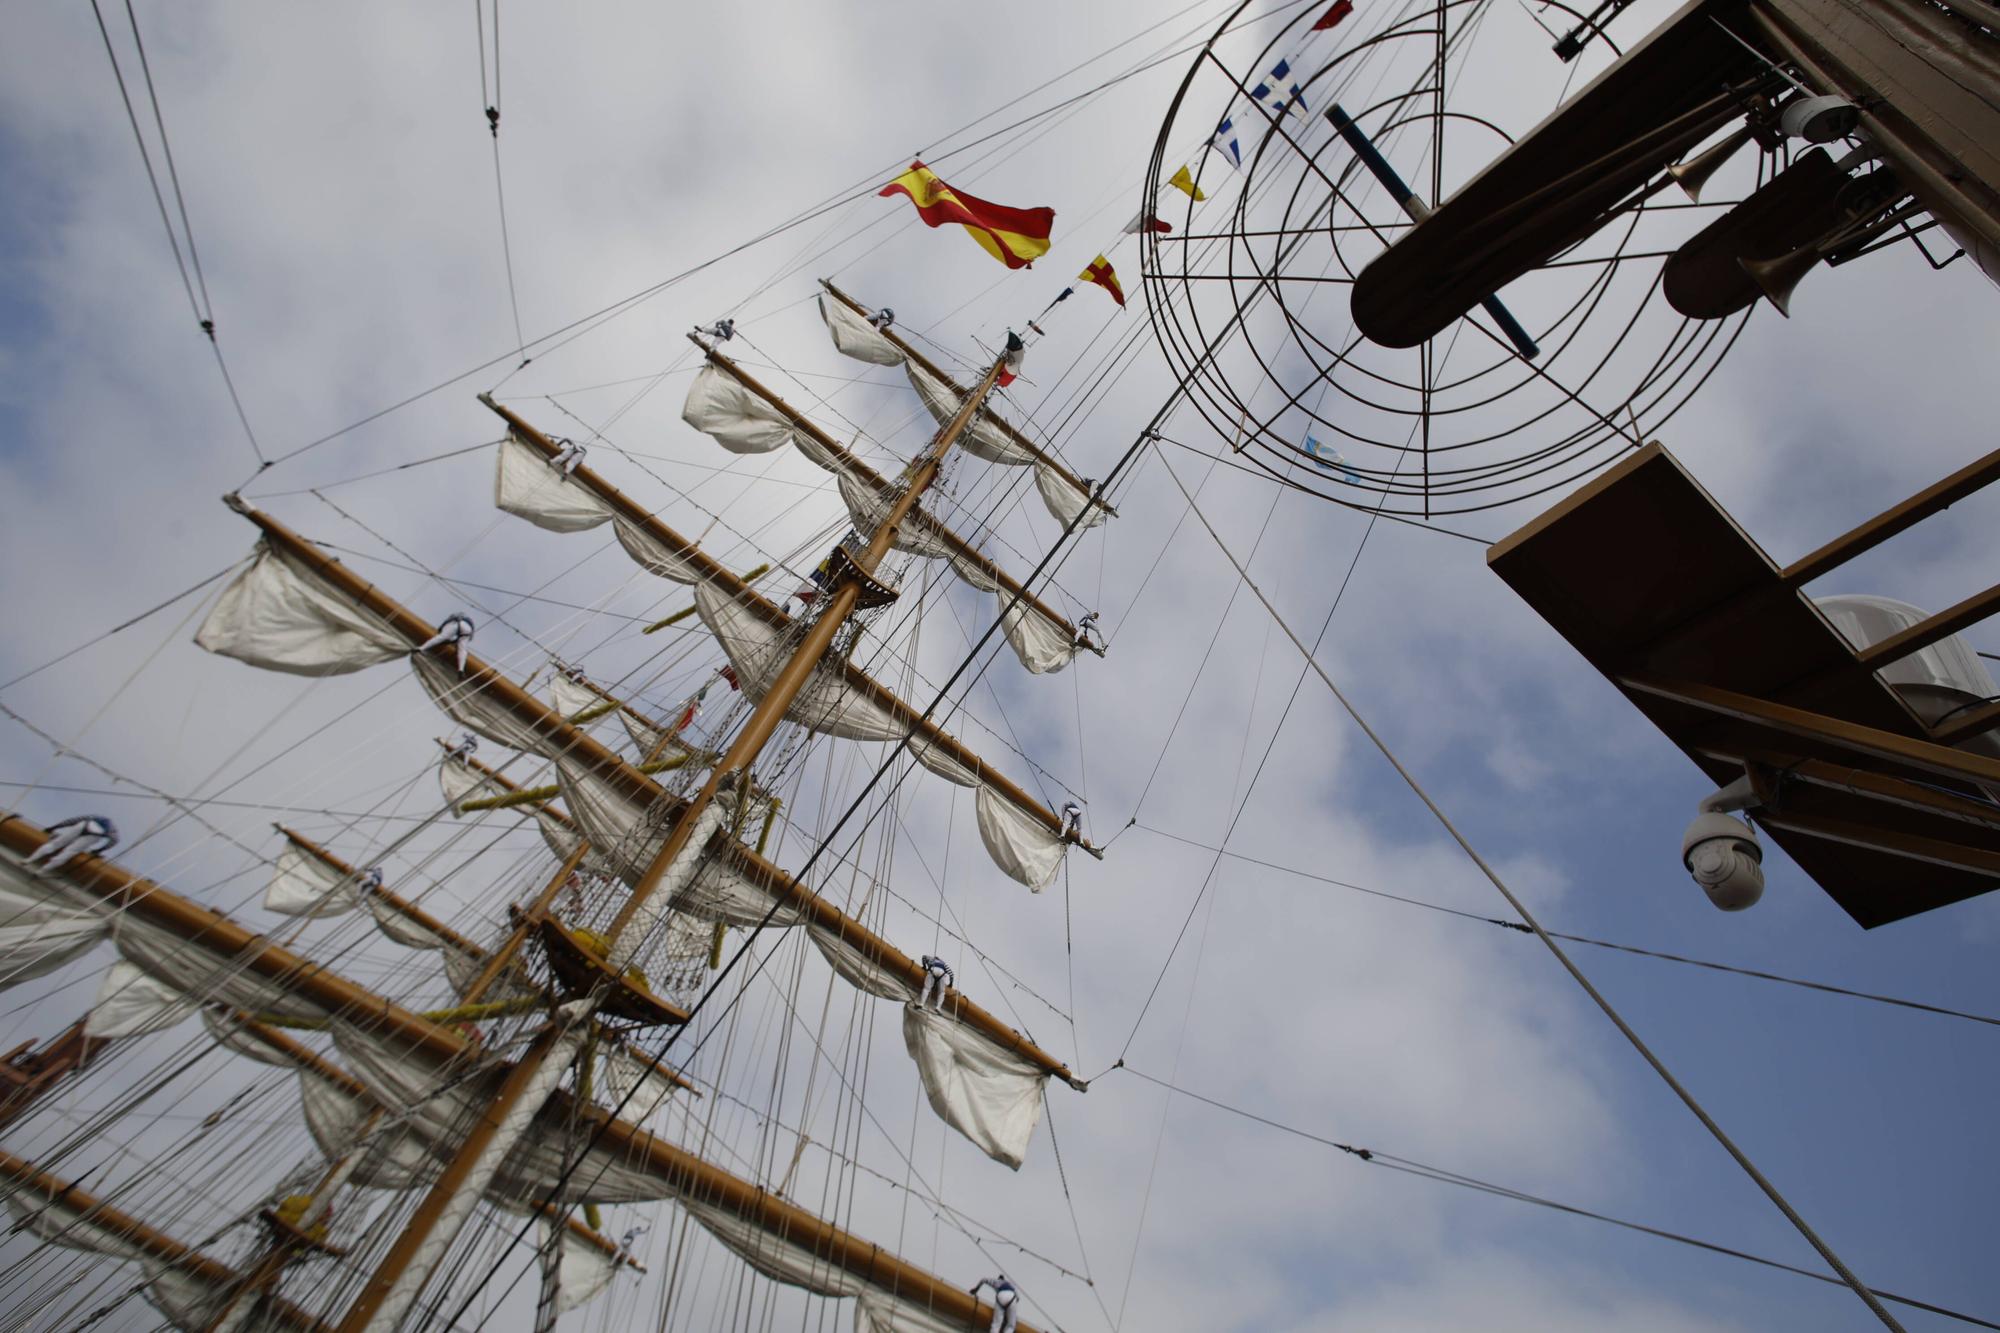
[1780,447,2000,587]
[1854,580,2000,668]
[0,1147,329,1332]
[1619,673,2000,788]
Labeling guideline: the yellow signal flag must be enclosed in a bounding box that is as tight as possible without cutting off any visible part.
[1168,165,1207,201]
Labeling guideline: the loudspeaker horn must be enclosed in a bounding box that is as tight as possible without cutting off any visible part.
[1739,243,1824,318]
[1667,125,1754,203]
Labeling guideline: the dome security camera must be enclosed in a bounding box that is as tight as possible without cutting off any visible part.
[1680,772,1766,911]
[1780,93,1860,144]
[1682,810,1765,910]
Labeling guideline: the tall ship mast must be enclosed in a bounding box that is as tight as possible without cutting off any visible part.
[3,1,1998,1330]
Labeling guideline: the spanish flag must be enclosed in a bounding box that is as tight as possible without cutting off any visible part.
[880,162,1055,269]
[1079,255,1125,308]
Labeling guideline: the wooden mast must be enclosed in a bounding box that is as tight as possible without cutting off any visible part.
[217,503,1071,1077]
[479,390,1069,840]
[444,714,1078,1080]
[695,341,1079,641]
[597,347,1011,944]
[820,278,1114,521]
[326,352,1043,1331]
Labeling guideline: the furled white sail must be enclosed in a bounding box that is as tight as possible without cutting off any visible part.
[496,430,707,586]
[901,362,1109,531]
[0,855,109,990]
[111,912,323,1025]
[694,585,902,743]
[973,787,1065,892]
[550,672,611,724]
[694,584,1066,889]
[263,842,358,918]
[680,365,800,454]
[903,1005,1046,1171]
[817,293,905,366]
[832,474,1077,675]
[496,432,615,532]
[86,960,195,1039]
[196,542,409,676]
[902,362,1036,466]
[2,1191,277,1332]
[411,654,554,759]
[538,1220,622,1314]
[682,1199,970,1333]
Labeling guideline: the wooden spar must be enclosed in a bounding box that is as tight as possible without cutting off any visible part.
[697,342,1079,640]
[479,393,1067,837]
[576,1102,1043,1333]
[601,351,1011,946]
[0,815,471,1068]
[819,278,1112,519]
[221,1014,643,1269]
[0,1146,330,1332]
[440,738,1066,1073]
[222,494,657,812]
[275,827,488,961]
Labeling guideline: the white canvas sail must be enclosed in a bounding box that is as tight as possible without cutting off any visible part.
[196,542,408,676]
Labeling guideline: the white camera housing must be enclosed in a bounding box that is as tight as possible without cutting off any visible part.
[1682,809,1765,911]
[1781,93,1860,144]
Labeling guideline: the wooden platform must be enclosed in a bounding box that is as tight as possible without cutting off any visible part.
[1490,443,2000,927]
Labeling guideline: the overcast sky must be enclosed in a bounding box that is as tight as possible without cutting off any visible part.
[2,2,1997,1331]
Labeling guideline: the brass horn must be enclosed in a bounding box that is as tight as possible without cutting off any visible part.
[1668,125,1755,203]
[1739,243,1824,318]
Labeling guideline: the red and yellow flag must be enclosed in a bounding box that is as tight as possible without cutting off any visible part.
[1079,255,1125,308]
[879,162,1055,269]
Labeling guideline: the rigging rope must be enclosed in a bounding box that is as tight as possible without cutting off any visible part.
[1152,445,1910,1332]
[1118,1065,1997,1331]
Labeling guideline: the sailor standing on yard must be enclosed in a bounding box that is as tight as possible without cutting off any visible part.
[25,815,117,872]
[418,614,476,674]
[969,1274,1021,1333]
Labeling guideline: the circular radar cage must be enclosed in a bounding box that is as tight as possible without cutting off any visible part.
[1140,0,1759,519]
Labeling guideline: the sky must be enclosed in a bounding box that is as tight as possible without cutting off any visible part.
[1,2,1997,1331]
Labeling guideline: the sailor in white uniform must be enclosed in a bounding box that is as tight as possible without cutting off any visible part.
[868,307,895,331]
[1059,800,1085,843]
[25,815,118,873]
[1073,610,1105,655]
[969,1274,1020,1333]
[701,318,736,342]
[418,614,476,674]
[918,954,954,1011]
[355,866,384,897]
[446,733,479,765]
[549,437,587,477]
